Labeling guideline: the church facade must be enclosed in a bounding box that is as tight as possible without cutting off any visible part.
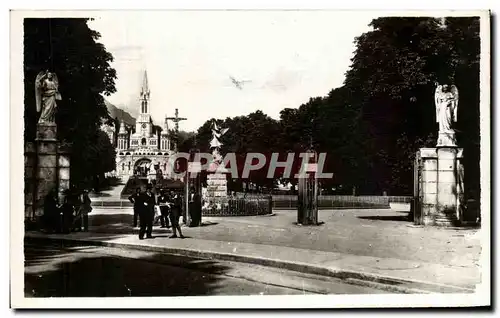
[103,71,179,180]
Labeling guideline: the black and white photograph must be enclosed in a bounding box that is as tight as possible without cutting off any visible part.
[9,7,491,309]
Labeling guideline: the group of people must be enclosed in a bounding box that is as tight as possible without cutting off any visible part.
[128,185,185,240]
[42,186,93,234]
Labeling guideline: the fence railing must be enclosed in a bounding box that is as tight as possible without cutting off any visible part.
[202,196,273,216]
[91,194,412,210]
[271,195,412,209]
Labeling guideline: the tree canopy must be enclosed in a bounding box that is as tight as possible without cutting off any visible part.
[190,17,480,197]
[24,18,117,189]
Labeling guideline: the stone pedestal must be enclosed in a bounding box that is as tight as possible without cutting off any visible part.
[415,147,464,226]
[28,123,71,218]
[34,124,59,217]
[57,143,71,203]
[202,163,229,215]
[24,142,36,219]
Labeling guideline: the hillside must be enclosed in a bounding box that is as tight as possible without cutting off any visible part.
[104,99,136,126]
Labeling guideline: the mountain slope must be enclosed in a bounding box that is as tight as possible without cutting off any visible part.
[104,99,136,126]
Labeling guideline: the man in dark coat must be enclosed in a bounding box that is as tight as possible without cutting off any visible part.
[188,187,202,227]
[43,188,60,233]
[157,189,170,228]
[128,188,142,227]
[169,190,185,238]
[139,184,156,239]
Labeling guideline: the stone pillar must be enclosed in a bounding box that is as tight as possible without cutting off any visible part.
[24,142,36,219]
[57,143,71,203]
[34,123,59,216]
[417,147,464,226]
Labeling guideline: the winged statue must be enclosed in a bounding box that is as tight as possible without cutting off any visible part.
[435,84,458,132]
[35,70,62,124]
[435,84,459,146]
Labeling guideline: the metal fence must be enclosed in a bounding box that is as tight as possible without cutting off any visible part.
[271,195,412,209]
[91,194,412,211]
[202,196,273,216]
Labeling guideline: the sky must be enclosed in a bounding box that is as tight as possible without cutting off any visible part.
[88,11,378,131]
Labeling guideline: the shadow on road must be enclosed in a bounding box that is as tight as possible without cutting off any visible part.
[357,214,412,222]
[89,214,133,227]
[24,239,232,297]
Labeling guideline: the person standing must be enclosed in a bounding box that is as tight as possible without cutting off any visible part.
[169,191,185,239]
[157,189,170,228]
[43,188,60,233]
[79,189,92,231]
[129,188,142,227]
[188,187,201,227]
[139,184,156,240]
[61,189,75,234]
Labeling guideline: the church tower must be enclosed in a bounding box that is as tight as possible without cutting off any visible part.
[135,70,153,137]
[160,116,171,151]
[117,122,128,150]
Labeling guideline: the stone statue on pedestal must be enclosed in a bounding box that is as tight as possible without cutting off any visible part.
[35,70,61,125]
[435,84,459,147]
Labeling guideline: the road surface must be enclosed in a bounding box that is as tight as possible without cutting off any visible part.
[25,240,387,297]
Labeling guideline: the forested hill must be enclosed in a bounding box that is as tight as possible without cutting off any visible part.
[104,99,136,127]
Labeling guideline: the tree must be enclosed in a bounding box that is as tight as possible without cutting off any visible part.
[24,18,117,188]
[343,17,480,196]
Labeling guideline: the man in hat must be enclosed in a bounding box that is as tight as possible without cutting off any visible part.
[139,184,156,239]
[169,190,185,239]
[79,189,92,231]
[157,189,170,228]
[128,188,142,227]
[188,187,201,227]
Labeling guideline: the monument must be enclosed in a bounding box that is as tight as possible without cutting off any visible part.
[25,70,71,220]
[202,121,230,214]
[413,83,466,226]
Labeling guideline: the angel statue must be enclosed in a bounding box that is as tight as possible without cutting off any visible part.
[435,84,459,147]
[35,70,61,124]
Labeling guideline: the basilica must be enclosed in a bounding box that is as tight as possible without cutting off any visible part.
[101,71,180,181]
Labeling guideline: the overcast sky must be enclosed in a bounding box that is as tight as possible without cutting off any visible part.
[88,11,378,131]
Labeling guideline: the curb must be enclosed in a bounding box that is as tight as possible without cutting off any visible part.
[25,234,475,294]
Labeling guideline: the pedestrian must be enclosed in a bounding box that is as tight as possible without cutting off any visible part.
[157,189,170,228]
[128,188,142,228]
[169,190,185,239]
[188,187,201,227]
[139,184,155,240]
[43,188,60,233]
[79,189,92,231]
[61,189,75,234]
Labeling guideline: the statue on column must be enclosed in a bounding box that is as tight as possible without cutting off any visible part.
[35,70,62,125]
[435,84,459,147]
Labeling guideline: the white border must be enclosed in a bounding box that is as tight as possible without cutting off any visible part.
[9,7,492,310]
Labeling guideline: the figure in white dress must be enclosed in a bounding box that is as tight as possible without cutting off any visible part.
[435,84,459,147]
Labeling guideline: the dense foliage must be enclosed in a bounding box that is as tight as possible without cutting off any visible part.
[191,17,480,197]
[24,18,117,189]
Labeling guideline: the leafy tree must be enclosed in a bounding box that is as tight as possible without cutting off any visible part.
[343,17,480,196]
[24,18,117,188]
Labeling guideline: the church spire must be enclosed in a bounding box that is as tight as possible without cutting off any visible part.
[139,70,150,114]
[140,70,149,98]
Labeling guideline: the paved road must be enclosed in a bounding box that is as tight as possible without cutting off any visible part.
[87,208,481,268]
[25,241,387,297]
